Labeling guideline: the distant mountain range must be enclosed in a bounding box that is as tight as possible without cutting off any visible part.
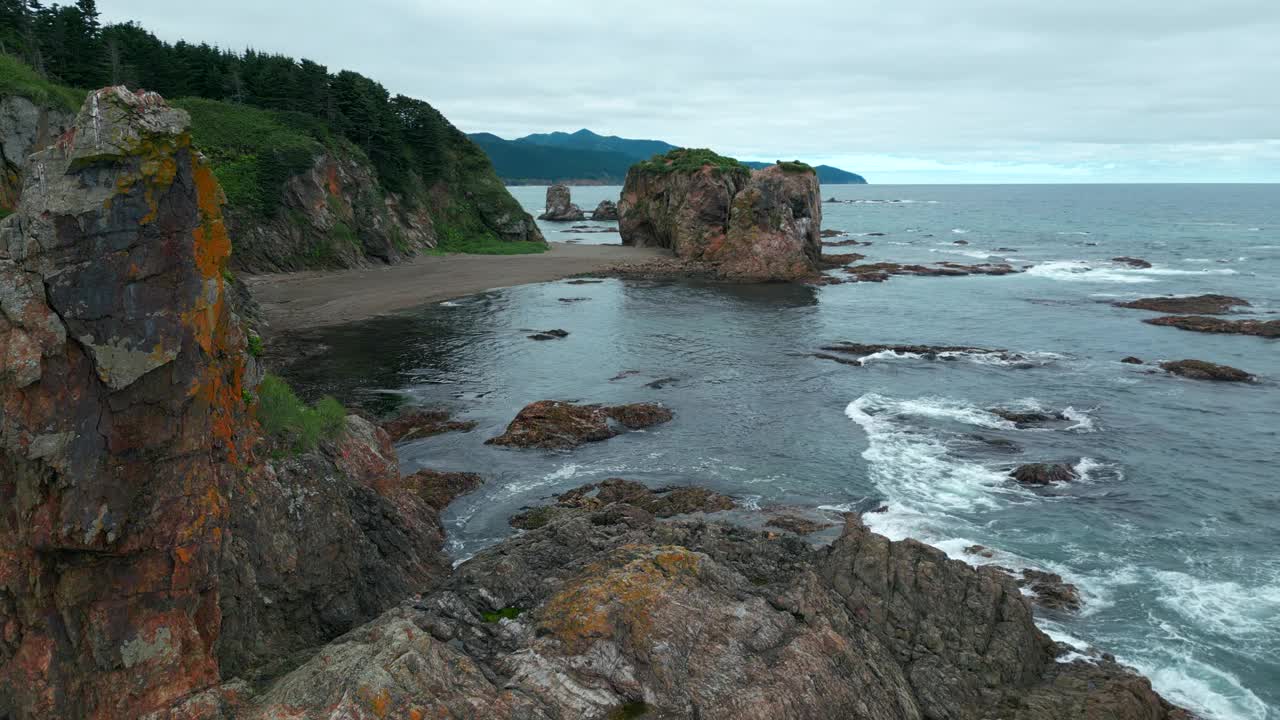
[468,129,867,185]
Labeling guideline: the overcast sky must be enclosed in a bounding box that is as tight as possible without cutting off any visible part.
[101,0,1280,183]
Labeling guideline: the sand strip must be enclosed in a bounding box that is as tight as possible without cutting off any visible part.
[244,242,667,332]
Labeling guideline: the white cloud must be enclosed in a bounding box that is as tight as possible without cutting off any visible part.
[101,0,1280,182]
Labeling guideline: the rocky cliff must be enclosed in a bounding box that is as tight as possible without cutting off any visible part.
[240,486,1188,720]
[0,88,464,719]
[618,150,821,281]
[0,95,73,214]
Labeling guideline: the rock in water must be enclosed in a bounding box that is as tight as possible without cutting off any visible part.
[617,150,821,281]
[1011,463,1079,485]
[1144,314,1280,338]
[241,495,1188,719]
[1112,256,1153,269]
[1115,294,1251,315]
[1160,359,1255,382]
[591,199,619,220]
[538,183,585,221]
[486,400,673,449]
[0,87,255,717]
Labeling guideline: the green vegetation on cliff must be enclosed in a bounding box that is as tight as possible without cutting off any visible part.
[255,374,347,453]
[775,160,815,174]
[0,1,542,263]
[0,53,82,111]
[635,148,752,176]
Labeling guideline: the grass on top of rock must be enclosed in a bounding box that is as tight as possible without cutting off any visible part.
[0,53,85,112]
[481,606,523,623]
[775,160,815,173]
[634,148,751,176]
[254,374,347,453]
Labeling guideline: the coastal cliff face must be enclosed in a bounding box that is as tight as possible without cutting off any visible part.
[0,87,254,718]
[618,150,821,281]
[0,89,462,719]
[0,96,73,214]
[242,489,1188,720]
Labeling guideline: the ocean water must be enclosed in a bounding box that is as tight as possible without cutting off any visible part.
[282,184,1280,719]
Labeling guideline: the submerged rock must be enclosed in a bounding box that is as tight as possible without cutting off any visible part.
[380,408,477,442]
[591,199,619,220]
[841,261,1021,282]
[486,400,674,449]
[1115,294,1251,315]
[528,328,570,340]
[242,496,1188,720]
[989,408,1068,427]
[1160,359,1255,382]
[1144,314,1280,338]
[618,150,821,281]
[815,342,1044,368]
[538,183,585,221]
[1010,463,1079,485]
[1112,256,1153,269]
[1121,356,1145,364]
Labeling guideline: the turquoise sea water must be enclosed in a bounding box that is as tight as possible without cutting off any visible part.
[284,184,1279,719]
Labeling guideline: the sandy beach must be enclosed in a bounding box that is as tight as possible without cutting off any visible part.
[244,242,667,332]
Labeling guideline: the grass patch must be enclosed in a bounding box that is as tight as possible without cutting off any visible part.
[429,221,547,255]
[254,374,346,452]
[481,606,523,623]
[634,148,751,176]
[174,98,326,219]
[776,160,814,173]
[0,54,85,112]
[0,207,12,221]
[246,334,264,358]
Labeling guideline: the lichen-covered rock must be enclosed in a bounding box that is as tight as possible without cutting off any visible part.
[486,400,674,450]
[1160,359,1255,382]
[618,151,821,281]
[591,198,619,220]
[0,87,254,718]
[242,491,1188,720]
[538,183,585,221]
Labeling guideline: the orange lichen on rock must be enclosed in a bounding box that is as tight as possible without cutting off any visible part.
[539,544,704,653]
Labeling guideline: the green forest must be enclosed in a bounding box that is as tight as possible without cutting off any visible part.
[0,0,540,258]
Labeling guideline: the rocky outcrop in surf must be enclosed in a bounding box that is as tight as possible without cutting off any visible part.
[1115,294,1251,315]
[618,150,821,281]
[1145,315,1280,338]
[235,492,1188,720]
[1160,359,1255,382]
[1010,463,1079,485]
[538,183,586,221]
[591,198,619,220]
[486,400,674,449]
[838,261,1022,283]
[815,342,1053,369]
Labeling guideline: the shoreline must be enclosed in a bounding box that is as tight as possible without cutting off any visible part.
[244,241,668,333]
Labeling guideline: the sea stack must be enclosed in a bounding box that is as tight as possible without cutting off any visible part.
[592,198,619,220]
[617,150,821,281]
[538,183,585,221]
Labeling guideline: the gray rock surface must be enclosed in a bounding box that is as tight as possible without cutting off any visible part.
[538,183,585,221]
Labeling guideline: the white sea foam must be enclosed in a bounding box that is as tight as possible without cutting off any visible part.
[1129,652,1269,720]
[951,227,971,234]
[1153,570,1280,643]
[1056,231,1092,236]
[1062,407,1096,432]
[1027,260,1239,284]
